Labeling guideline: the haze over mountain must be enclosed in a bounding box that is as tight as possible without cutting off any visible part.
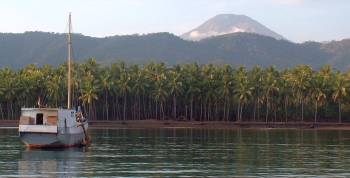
[0,31,350,71]
[181,14,284,41]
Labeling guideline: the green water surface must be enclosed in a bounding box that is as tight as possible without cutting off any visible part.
[1,128,350,177]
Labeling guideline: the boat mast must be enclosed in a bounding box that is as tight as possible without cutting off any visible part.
[67,13,72,109]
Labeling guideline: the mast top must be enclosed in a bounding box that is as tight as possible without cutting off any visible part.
[67,13,72,109]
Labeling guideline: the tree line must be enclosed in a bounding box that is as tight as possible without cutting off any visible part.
[0,59,349,123]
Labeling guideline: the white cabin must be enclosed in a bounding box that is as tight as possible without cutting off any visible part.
[19,108,77,134]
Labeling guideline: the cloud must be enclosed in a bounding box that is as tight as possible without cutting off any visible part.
[271,0,304,5]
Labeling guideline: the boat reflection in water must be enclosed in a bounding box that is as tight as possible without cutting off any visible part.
[18,147,87,177]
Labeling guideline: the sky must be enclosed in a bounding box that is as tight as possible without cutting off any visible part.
[1,0,349,42]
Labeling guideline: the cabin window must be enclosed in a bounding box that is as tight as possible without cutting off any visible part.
[36,113,44,125]
[47,116,57,125]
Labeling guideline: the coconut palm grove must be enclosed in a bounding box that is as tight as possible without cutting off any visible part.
[0,58,349,123]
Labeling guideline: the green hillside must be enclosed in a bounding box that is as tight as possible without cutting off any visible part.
[0,31,349,70]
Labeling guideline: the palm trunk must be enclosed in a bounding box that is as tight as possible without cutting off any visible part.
[237,102,240,122]
[116,96,120,120]
[0,103,4,120]
[274,106,277,123]
[207,103,209,121]
[94,102,97,120]
[223,100,226,121]
[200,102,203,122]
[161,101,164,120]
[227,102,230,121]
[123,95,127,121]
[133,95,137,120]
[223,102,226,121]
[113,96,117,120]
[240,103,244,122]
[207,102,210,121]
[105,90,109,120]
[190,96,194,121]
[155,100,158,120]
[257,99,260,121]
[173,95,176,119]
[314,101,318,123]
[253,100,257,121]
[215,102,218,121]
[301,100,304,122]
[203,103,206,121]
[89,102,93,120]
[143,95,146,119]
[284,97,288,123]
[265,99,269,123]
[338,101,342,123]
[10,102,14,120]
[7,103,10,120]
[138,94,141,120]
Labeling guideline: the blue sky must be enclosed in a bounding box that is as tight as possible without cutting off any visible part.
[1,0,349,42]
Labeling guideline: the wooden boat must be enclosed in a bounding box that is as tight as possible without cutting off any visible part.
[18,13,89,148]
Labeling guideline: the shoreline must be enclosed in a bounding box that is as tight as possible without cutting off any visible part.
[2,119,350,130]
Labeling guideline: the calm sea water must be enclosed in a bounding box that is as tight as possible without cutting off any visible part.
[1,128,350,177]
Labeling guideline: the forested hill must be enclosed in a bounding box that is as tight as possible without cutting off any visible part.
[0,31,350,71]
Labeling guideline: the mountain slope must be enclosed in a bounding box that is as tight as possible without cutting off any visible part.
[0,31,349,71]
[321,39,350,69]
[181,14,284,41]
[199,33,330,68]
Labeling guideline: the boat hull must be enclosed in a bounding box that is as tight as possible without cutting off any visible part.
[19,132,87,148]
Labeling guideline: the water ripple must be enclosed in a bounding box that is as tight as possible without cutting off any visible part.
[1,128,350,177]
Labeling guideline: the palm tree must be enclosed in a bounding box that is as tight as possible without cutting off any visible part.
[79,72,99,120]
[130,64,148,120]
[0,88,4,120]
[183,63,201,121]
[201,64,220,121]
[221,65,234,121]
[1,68,18,119]
[117,70,130,121]
[46,75,61,107]
[0,68,12,119]
[281,70,293,122]
[83,58,100,76]
[311,66,333,123]
[290,65,312,122]
[3,59,350,124]
[332,72,348,123]
[169,68,183,120]
[234,67,253,122]
[249,66,263,121]
[311,82,326,123]
[100,69,113,120]
[262,67,279,123]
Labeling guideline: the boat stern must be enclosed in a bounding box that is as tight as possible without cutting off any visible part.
[19,108,59,147]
